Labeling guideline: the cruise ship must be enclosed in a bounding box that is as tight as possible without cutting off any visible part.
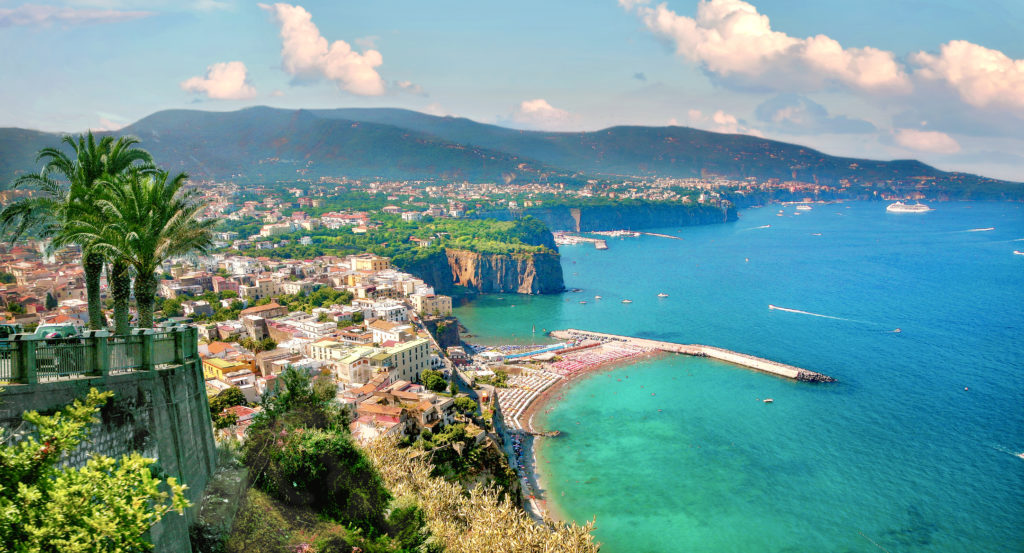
[886,201,931,213]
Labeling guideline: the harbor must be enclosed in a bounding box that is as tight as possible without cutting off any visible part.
[549,328,834,382]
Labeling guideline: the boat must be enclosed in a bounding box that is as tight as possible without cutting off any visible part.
[579,301,587,304]
[763,398,774,404]
[657,293,669,298]
[1015,251,1024,256]
[796,205,812,211]
[594,295,602,299]
[621,299,633,304]
[886,201,931,213]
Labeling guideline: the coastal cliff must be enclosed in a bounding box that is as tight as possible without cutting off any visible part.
[397,248,565,295]
[445,249,564,294]
[475,204,737,232]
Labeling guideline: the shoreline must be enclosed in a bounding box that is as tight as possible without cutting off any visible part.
[502,349,662,523]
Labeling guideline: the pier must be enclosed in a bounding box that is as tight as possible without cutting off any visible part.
[549,329,835,382]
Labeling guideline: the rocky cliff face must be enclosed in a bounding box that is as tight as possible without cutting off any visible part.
[445,249,564,294]
[395,249,565,295]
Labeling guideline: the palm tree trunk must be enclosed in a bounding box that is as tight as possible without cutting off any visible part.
[135,271,158,329]
[84,252,105,330]
[110,259,132,335]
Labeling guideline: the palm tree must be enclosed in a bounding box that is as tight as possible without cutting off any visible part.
[66,170,214,328]
[0,132,152,330]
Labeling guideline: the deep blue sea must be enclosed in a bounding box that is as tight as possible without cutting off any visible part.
[454,201,1024,553]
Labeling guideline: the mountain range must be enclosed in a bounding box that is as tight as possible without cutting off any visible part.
[1,106,1019,198]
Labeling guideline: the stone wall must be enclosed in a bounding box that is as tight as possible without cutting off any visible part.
[0,359,216,553]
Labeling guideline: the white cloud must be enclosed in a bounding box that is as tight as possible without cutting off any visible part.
[0,5,154,27]
[754,94,875,134]
[894,128,961,154]
[180,61,257,100]
[271,89,285,97]
[260,3,386,96]
[423,103,448,116]
[511,99,572,129]
[911,40,1024,113]
[90,117,126,132]
[394,80,425,95]
[623,0,910,93]
[687,108,762,136]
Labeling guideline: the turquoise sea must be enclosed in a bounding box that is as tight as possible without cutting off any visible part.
[454,201,1024,553]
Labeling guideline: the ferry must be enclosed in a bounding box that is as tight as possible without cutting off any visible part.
[657,293,669,298]
[621,299,633,304]
[886,201,931,213]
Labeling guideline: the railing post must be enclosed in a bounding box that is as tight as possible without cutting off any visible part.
[133,328,155,371]
[12,334,39,385]
[173,325,186,365]
[85,330,111,378]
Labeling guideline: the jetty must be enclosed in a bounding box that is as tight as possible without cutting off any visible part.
[549,329,835,382]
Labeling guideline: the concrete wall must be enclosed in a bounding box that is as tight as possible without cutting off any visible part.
[0,359,216,553]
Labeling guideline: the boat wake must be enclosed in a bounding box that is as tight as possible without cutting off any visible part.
[966,227,995,232]
[990,444,1024,460]
[769,304,849,321]
[745,225,771,230]
[768,304,892,328]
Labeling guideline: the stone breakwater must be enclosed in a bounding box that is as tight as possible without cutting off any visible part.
[550,329,835,382]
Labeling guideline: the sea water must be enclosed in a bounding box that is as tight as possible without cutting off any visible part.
[454,201,1024,553]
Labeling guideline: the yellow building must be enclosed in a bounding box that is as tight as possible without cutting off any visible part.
[352,254,390,272]
[409,293,453,316]
[202,357,253,381]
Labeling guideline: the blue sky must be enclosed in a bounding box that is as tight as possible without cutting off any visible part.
[2,0,1023,180]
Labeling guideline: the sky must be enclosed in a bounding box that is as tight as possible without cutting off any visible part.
[2,0,1023,181]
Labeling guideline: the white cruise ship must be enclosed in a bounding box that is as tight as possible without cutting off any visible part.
[886,201,931,213]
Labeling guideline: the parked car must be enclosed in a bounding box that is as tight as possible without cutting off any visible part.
[31,324,82,340]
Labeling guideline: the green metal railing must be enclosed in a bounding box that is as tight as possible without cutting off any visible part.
[0,326,198,385]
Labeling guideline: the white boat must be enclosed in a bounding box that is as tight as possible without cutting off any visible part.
[763,398,774,404]
[594,295,602,299]
[796,205,812,211]
[657,293,669,298]
[886,201,931,213]
[579,301,587,304]
[1015,251,1024,256]
[621,299,633,304]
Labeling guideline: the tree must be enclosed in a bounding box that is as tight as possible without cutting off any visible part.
[0,388,189,551]
[449,377,459,396]
[0,272,14,284]
[0,132,153,330]
[44,292,57,310]
[453,397,477,415]
[64,169,214,328]
[421,369,447,393]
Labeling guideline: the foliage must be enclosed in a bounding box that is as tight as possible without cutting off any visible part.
[453,397,477,415]
[209,387,247,429]
[420,369,447,393]
[0,388,189,552]
[62,169,215,328]
[44,292,57,310]
[0,272,14,284]
[476,369,509,388]
[238,336,276,353]
[242,368,389,532]
[1,132,154,330]
[365,437,599,553]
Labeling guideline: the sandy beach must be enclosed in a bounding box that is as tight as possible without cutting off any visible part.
[499,343,661,522]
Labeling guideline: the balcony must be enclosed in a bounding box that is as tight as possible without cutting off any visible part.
[0,326,199,386]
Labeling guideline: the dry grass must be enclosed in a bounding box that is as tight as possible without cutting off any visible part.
[365,438,599,553]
